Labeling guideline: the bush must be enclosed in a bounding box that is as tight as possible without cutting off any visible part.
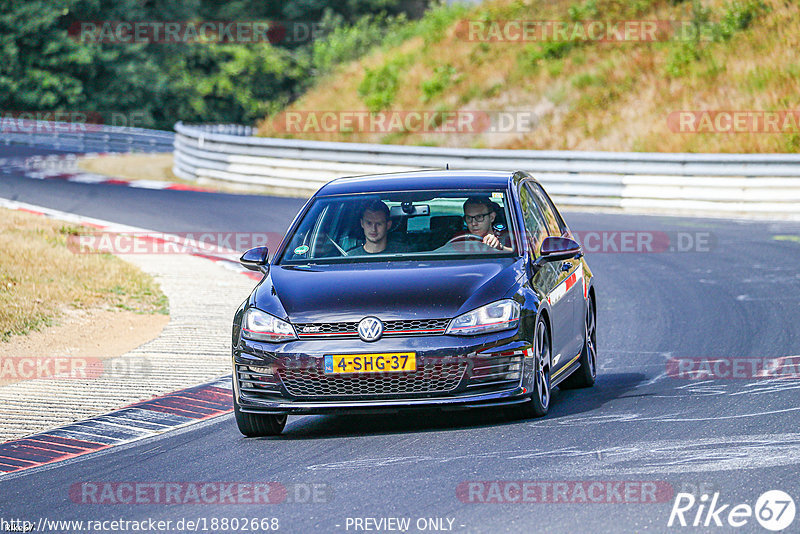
[163,43,306,126]
[358,55,409,111]
[571,72,603,89]
[312,11,405,74]
[411,2,469,45]
[520,40,576,72]
[665,41,703,77]
[663,0,766,78]
[421,64,459,102]
[714,1,767,41]
[568,0,598,21]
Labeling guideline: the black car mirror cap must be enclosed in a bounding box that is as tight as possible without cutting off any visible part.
[538,236,582,262]
[240,246,270,273]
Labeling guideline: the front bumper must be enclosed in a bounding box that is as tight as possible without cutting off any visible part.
[236,387,530,415]
[233,330,534,415]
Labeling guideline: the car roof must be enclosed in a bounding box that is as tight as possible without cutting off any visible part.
[316,170,518,196]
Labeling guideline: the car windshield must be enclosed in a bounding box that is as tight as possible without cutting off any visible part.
[278,190,517,264]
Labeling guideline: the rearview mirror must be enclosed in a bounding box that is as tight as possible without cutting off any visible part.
[240,246,269,273]
[539,236,582,262]
[390,204,430,218]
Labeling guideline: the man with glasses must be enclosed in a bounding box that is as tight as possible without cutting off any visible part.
[456,197,512,252]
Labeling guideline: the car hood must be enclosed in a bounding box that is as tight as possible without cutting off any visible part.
[259,258,524,323]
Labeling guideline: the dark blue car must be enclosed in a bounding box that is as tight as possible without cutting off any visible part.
[232,170,596,436]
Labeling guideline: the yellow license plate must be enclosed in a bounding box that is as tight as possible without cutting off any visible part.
[323,353,416,374]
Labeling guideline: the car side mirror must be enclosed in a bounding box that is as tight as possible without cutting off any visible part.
[240,246,269,273]
[538,236,582,262]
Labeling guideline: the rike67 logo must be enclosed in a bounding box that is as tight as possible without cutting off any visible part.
[668,490,795,531]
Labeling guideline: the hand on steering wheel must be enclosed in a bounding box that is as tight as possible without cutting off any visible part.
[446,233,502,250]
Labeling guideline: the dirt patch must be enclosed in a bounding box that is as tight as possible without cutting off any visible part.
[78,153,180,183]
[0,307,168,386]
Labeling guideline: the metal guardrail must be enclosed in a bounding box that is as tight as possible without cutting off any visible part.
[1,121,174,153]
[174,122,800,215]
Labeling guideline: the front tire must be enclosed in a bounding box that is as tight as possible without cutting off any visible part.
[234,399,287,437]
[511,316,551,419]
[560,295,597,389]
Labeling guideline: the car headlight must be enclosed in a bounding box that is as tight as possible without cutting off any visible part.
[446,299,521,336]
[241,308,297,342]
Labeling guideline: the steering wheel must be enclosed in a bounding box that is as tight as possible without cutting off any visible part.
[446,233,486,245]
[326,235,348,256]
[311,233,348,257]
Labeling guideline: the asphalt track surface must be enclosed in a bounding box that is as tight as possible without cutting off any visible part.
[0,144,75,161]
[1,145,800,533]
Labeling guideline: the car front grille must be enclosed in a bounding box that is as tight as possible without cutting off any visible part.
[295,318,450,339]
[277,361,467,398]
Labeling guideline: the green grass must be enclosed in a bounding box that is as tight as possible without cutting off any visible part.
[421,64,460,102]
[358,54,412,111]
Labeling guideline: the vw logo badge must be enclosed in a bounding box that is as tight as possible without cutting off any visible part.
[358,317,383,342]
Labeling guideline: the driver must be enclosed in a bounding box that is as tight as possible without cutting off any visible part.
[348,200,404,255]
[457,197,512,252]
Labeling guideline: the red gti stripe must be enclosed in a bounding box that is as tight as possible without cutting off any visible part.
[565,272,577,292]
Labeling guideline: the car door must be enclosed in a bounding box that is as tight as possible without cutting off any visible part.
[518,182,572,370]
[529,182,585,362]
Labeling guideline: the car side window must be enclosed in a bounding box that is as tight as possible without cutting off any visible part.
[518,183,548,256]
[530,182,567,236]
